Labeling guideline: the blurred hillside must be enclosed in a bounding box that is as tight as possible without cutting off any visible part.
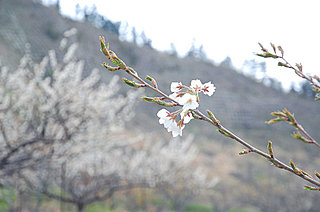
[1,0,320,211]
[1,0,319,144]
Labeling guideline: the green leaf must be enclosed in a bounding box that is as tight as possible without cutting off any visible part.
[305,186,320,191]
[265,118,283,124]
[141,97,177,107]
[315,171,320,180]
[207,110,220,125]
[267,141,274,158]
[122,78,145,88]
[239,149,250,155]
[145,75,158,88]
[216,129,231,138]
[278,62,290,68]
[101,63,120,72]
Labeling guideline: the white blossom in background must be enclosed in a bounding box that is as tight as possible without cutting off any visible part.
[63,27,78,37]
[157,79,216,137]
[22,131,214,210]
[0,29,140,174]
[1,29,215,210]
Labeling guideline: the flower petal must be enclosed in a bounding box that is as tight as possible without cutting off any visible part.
[190,79,203,92]
[202,82,216,96]
[181,110,193,124]
[157,109,169,118]
[170,82,183,92]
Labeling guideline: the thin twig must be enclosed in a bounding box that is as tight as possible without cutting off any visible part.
[100,37,320,188]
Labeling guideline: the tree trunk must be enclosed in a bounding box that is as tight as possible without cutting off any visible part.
[77,203,84,212]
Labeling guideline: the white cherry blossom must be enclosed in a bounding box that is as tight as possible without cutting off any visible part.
[157,109,173,126]
[158,79,216,137]
[170,123,184,137]
[190,79,203,92]
[157,109,177,131]
[170,82,183,92]
[180,93,199,111]
[201,82,216,96]
[169,92,181,102]
[181,110,193,124]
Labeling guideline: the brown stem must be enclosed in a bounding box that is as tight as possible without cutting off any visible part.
[101,43,320,188]
[281,57,320,90]
[123,65,320,187]
[124,66,181,105]
[296,123,320,148]
[192,109,320,187]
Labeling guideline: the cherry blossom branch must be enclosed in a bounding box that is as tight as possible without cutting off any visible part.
[256,43,320,99]
[192,109,320,188]
[256,43,320,149]
[99,36,320,190]
[99,37,180,106]
[266,109,320,148]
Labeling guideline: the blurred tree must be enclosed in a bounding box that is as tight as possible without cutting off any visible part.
[198,44,207,60]
[54,0,60,12]
[0,29,212,211]
[242,59,266,79]
[301,81,316,98]
[101,18,120,36]
[140,31,152,48]
[187,39,197,58]
[169,43,178,57]
[132,27,137,45]
[290,82,299,95]
[75,3,81,18]
[22,136,210,212]
[0,28,138,176]
[186,40,207,60]
[220,56,233,68]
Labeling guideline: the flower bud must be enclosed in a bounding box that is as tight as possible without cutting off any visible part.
[141,96,177,107]
[313,75,320,83]
[315,171,320,180]
[267,140,274,158]
[145,75,158,88]
[239,149,251,155]
[99,36,111,59]
[265,118,283,124]
[127,67,137,75]
[101,62,120,72]
[278,62,290,68]
[292,131,312,143]
[122,78,145,88]
[282,109,295,125]
[296,63,303,72]
[216,129,231,138]
[290,160,303,175]
[258,43,268,52]
[256,52,279,59]
[207,110,220,125]
[305,186,320,191]
[109,50,127,69]
[277,45,284,56]
[270,43,277,54]
[141,96,154,102]
[270,111,286,117]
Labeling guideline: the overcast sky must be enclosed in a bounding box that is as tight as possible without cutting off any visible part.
[43,0,320,90]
